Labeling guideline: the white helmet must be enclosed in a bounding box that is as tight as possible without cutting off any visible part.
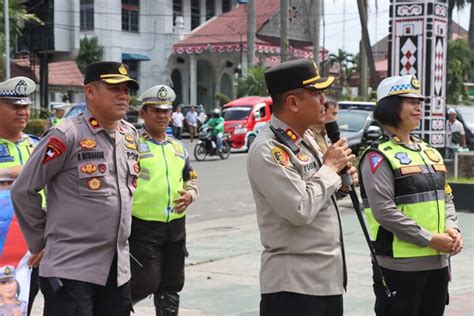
[212,108,221,115]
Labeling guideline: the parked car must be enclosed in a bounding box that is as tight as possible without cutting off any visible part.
[222,96,273,150]
[65,102,86,118]
[336,101,381,155]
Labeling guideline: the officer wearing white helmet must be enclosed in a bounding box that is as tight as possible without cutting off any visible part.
[129,85,198,315]
[359,75,463,315]
[202,108,224,153]
[0,76,42,315]
[45,103,67,130]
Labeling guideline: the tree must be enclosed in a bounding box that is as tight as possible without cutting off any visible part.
[237,66,268,97]
[329,49,354,88]
[446,39,473,103]
[76,37,103,74]
[0,0,42,77]
[448,0,466,40]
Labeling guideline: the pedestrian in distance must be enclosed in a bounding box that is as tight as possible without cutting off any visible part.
[171,105,184,140]
[0,76,41,316]
[247,58,357,316]
[445,107,466,160]
[130,84,198,316]
[185,106,198,142]
[359,75,463,316]
[309,97,339,154]
[11,62,140,316]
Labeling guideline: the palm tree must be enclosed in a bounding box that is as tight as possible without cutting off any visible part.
[329,49,354,88]
[76,37,104,74]
[237,66,267,97]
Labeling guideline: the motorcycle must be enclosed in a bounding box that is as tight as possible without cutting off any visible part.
[193,127,231,161]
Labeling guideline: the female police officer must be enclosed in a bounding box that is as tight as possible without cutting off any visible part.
[359,75,463,316]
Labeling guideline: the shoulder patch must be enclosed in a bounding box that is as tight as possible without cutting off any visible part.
[395,152,411,165]
[368,152,384,174]
[43,136,67,164]
[424,148,441,163]
[271,147,290,167]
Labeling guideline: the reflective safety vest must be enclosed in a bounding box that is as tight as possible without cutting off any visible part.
[50,117,64,126]
[132,135,187,222]
[360,138,446,258]
[0,135,35,168]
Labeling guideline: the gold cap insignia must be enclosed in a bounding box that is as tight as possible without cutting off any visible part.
[411,76,420,89]
[119,64,128,75]
[157,86,169,100]
[4,267,12,275]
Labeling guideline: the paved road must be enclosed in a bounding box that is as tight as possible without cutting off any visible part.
[31,140,474,315]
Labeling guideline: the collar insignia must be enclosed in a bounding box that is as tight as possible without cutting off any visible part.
[285,128,299,142]
[395,152,411,165]
[89,117,100,128]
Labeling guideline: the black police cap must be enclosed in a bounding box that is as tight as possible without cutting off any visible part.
[84,61,139,90]
[264,58,334,95]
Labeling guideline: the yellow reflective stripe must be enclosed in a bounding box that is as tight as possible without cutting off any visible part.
[388,89,419,95]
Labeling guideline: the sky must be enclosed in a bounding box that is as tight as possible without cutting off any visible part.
[322,0,471,54]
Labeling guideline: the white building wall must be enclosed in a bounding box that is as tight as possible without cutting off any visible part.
[53,0,239,97]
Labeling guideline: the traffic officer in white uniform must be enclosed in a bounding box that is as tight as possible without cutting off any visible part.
[130,85,198,315]
[247,58,357,316]
[11,62,140,316]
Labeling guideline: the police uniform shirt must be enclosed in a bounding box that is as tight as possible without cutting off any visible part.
[247,115,346,296]
[359,131,459,271]
[11,109,139,286]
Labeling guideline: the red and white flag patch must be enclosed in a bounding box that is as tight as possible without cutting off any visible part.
[43,137,67,164]
[368,152,384,174]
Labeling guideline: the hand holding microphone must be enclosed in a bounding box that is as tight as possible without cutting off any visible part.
[324,121,355,186]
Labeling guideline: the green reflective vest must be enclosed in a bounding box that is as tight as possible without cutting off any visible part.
[360,138,446,258]
[50,117,64,126]
[0,135,46,206]
[132,135,187,222]
[0,135,35,168]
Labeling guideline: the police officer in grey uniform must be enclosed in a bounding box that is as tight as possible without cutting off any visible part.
[11,62,140,316]
[247,58,357,316]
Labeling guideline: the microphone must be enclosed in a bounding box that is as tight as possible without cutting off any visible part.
[325,120,352,186]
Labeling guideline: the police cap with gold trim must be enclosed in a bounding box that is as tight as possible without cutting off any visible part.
[138,85,176,109]
[264,58,334,95]
[376,75,425,102]
[0,76,36,105]
[84,61,139,90]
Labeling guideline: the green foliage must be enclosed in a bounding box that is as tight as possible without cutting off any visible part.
[237,66,268,97]
[0,0,42,78]
[215,92,230,105]
[448,177,474,184]
[329,49,355,88]
[24,118,46,136]
[446,39,474,104]
[76,37,103,74]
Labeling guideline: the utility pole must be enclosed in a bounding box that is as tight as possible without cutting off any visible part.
[4,0,11,79]
[312,0,321,65]
[359,0,368,100]
[357,0,377,89]
[247,0,255,69]
[280,0,289,62]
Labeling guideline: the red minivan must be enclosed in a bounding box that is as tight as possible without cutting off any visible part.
[222,96,273,150]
